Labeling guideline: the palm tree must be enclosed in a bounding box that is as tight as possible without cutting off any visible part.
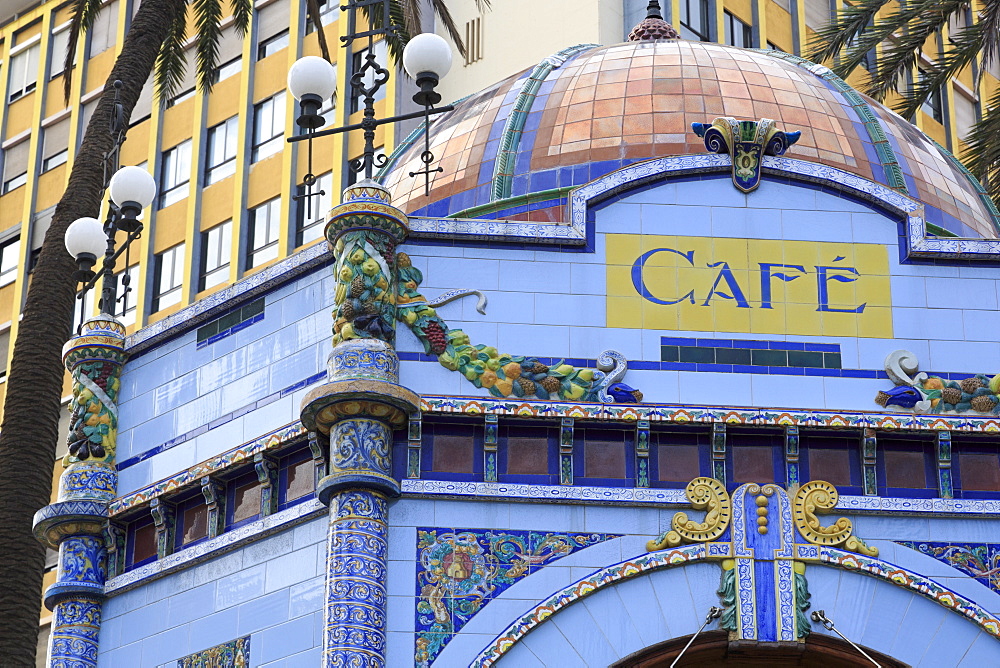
[808,0,1000,205]
[0,0,481,661]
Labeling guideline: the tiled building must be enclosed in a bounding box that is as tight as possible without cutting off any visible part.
[33,6,1000,666]
[17,0,1000,666]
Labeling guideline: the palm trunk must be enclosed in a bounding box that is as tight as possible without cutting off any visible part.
[0,0,184,661]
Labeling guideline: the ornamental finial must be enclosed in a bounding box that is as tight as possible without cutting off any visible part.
[627,1,680,41]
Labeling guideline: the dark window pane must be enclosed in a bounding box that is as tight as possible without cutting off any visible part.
[658,444,701,482]
[884,450,927,488]
[182,504,208,544]
[132,523,157,564]
[286,458,315,502]
[584,440,626,478]
[233,480,262,523]
[809,448,852,487]
[507,437,548,475]
[733,446,774,483]
[960,453,1000,491]
[432,435,474,473]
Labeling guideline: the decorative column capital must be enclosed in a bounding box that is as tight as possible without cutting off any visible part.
[302,183,419,504]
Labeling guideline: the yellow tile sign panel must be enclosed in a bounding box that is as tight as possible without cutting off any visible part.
[606,235,892,338]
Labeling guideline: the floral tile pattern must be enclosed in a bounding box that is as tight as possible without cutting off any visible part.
[897,541,1000,593]
[177,636,249,667]
[414,527,618,666]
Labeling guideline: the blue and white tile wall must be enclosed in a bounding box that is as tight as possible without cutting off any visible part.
[118,175,1000,495]
[97,516,327,666]
[116,269,335,495]
[396,178,1000,411]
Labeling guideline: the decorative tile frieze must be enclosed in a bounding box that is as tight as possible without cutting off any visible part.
[897,541,1000,594]
[415,527,617,666]
[418,395,1000,432]
[177,635,250,667]
[819,547,1000,637]
[471,545,708,667]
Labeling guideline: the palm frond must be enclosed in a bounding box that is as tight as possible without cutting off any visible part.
[305,0,334,62]
[976,0,1000,88]
[193,0,223,94]
[962,86,1000,205]
[895,19,986,118]
[430,0,467,60]
[399,0,422,44]
[154,8,188,102]
[806,0,887,66]
[63,0,104,101]
[862,0,965,102]
[230,0,254,38]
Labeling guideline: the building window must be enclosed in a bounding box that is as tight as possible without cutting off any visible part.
[205,116,239,184]
[251,92,286,162]
[200,220,232,291]
[126,519,157,569]
[152,244,185,312]
[247,198,281,268]
[42,118,70,172]
[87,0,119,57]
[2,170,27,194]
[0,329,10,381]
[919,68,944,123]
[48,26,72,79]
[176,497,209,547]
[847,23,875,73]
[464,17,483,65]
[349,41,388,114]
[319,76,337,127]
[0,236,19,287]
[724,11,752,48]
[229,474,262,526]
[2,139,30,194]
[8,40,40,102]
[295,172,332,246]
[306,0,339,32]
[166,88,195,108]
[256,0,290,60]
[679,0,710,41]
[114,265,139,326]
[159,140,192,208]
[211,57,241,84]
[257,29,289,60]
[281,450,316,506]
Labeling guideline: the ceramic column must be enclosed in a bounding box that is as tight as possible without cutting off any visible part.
[301,180,419,667]
[33,317,127,667]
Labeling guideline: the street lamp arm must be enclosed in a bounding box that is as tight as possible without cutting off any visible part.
[77,226,143,296]
[286,104,455,144]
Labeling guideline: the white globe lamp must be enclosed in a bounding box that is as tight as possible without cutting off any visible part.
[403,33,453,106]
[288,56,337,129]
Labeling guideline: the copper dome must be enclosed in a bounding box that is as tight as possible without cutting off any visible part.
[381,40,999,239]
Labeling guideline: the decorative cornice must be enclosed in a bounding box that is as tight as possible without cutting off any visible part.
[104,499,324,594]
[401,479,1000,518]
[419,395,1000,432]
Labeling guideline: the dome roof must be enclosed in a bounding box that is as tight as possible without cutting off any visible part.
[381,40,1000,239]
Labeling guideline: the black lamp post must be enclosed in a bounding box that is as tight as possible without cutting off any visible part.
[64,164,154,325]
[286,0,455,197]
